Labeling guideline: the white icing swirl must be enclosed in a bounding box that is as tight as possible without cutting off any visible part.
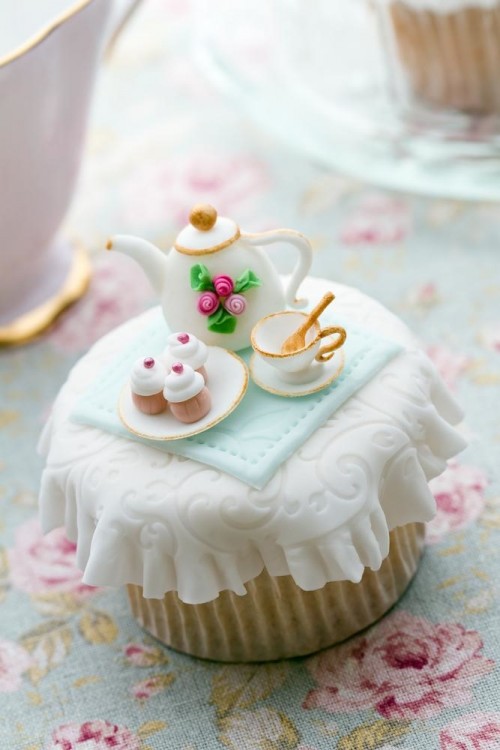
[163,363,204,403]
[164,332,208,371]
[130,357,167,396]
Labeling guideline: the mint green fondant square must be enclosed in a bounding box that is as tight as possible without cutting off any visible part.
[71,308,402,489]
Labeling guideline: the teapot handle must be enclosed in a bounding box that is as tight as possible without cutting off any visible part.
[241,229,312,308]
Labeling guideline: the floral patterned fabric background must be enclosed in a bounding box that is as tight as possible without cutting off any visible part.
[1,2,500,748]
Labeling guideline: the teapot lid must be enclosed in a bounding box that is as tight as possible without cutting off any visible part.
[175,204,240,255]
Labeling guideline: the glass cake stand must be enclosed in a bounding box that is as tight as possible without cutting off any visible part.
[193,0,500,202]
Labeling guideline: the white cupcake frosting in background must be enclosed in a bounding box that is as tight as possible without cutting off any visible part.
[130,357,167,396]
[164,332,208,371]
[378,0,499,10]
[163,363,204,403]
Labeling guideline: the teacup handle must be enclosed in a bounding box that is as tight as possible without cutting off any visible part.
[315,326,347,363]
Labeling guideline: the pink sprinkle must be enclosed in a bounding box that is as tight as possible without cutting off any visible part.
[177,333,190,344]
[172,362,184,374]
[143,357,155,369]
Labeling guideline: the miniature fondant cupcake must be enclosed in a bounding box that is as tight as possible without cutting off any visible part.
[164,332,208,381]
[378,0,500,114]
[163,362,211,424]
[130,356,168,415]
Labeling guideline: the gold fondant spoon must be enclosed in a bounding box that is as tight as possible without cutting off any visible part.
[281,292,335,354]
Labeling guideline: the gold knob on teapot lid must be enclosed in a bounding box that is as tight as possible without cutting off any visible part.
[189,204,217,232]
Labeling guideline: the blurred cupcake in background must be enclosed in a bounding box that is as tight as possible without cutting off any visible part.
[375,0,500,115]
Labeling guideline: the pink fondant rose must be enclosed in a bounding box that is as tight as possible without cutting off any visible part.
[0,639,31,693]
[224,293,246,315]
[197,290,219,316]
[47,721,140,750]
[426,461,488,544]
[191,263,260,334]
[213,274,234,297]
[303,611,494,720]
[8,518,96,597]
[440,713,500,749]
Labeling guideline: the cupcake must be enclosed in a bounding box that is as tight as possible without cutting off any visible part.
[163,362,211,424]
[130,356,168,415]
[164,331,208,381]
[38,276,466,662]
[379,0,500,114]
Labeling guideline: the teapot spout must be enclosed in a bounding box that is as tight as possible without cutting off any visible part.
[107,235,168,296]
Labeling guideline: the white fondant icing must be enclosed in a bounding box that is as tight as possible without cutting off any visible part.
[38,277,465,604]
[164,332,208,371]
[130,357,167,397]
[163,363,204,403]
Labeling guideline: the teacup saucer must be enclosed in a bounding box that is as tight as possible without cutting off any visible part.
[250,349,345,397]
[119,347,248,440]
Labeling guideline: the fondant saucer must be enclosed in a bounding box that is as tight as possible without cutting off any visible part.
[119,347,248,440]
[250,348,345,397]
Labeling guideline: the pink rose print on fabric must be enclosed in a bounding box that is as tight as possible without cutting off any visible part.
[426,461,488,544]
[479,324,500,353]
[0,639,31,693]
[340,193,412,245]
[303,611,494,720]
[46,721,140,750]
[48,254,154,353]
[426,344,471,391]
[440,712,500,749]
[131,673,174,700]
[121,151,270,230]
[8,518,96,598]
[407,282,440,311]
[123,643,167,668]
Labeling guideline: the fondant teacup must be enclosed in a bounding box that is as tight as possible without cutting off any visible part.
[251,311,346,384]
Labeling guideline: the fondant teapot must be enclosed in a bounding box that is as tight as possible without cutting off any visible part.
[109,204,312,350]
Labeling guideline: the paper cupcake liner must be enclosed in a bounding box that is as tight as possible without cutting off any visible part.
[387,2,500,114]
[127,522,424,662]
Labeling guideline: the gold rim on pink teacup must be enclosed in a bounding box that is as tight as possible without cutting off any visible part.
[0,0,143,69]
[251,311,346,360]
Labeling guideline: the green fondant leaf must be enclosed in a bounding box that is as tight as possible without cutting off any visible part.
[207,306,237,334]
[190,264,214,292]
[234,269,261,294]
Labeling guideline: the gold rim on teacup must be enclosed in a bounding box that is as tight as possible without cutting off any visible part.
[251,311,345,360]
[0,0,143,69]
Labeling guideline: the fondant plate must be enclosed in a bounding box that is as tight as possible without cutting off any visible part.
[249,348,345,397]
[119,347,248,440]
